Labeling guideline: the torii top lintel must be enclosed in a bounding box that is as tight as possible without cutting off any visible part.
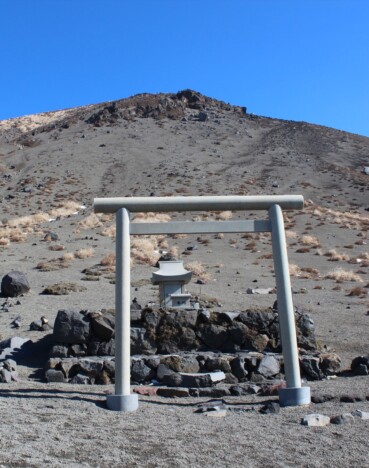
[93,195,304,214]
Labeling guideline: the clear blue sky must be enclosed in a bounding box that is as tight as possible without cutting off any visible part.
[1,0,369,137]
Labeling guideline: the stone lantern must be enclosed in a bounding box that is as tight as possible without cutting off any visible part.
[152,261,192,308]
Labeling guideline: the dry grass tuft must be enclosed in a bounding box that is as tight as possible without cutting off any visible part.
[309,203,369,230]
[215,211,233,221]
[325,268,363,283]
[300,234,319,246]
[186,261,212,283]
[285,230,298,239]
[168,246,179,258]
[133,212,171,223]
[48,245,65,251]
[324,249,350,262]
[75,247,94,259]
[100,253,116,267]
[301,267,320,276]
[78,213,103,230]
[49,201,83,218]
[172,233,188,239]
[347,287,366,297]
[289,264,301,276]
[296,247,310,253]
[131,238,160,266]
[7,213,50,228]
[2,202,85,245]
[61,252,76,262]
[100,224,116,237]
[288,264,320,279]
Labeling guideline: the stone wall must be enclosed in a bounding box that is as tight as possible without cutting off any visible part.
[45,306,341,385]
[50,306,318,358]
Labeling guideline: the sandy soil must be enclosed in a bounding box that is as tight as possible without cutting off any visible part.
[0,91,368,467]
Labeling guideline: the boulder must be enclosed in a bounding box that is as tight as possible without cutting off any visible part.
[260,402,280,414]
[330,414,355,425]
[53,310,90,344]
[103,360,115,377]
[319,353,341,375]
[249,334,270,353]
[257,355,281,378]
[69,344,87,357]
[157,388,190,398]
[161,373,183,387]
[230,357,248,381]
[45,369,66,383]
[77,358,104,376]
[238,310,275,331]
[352,410,369,420]
[351,355,369,375]
[195,388,230,398]
[70,374,90,385]
[311,393,335,404]
[301,414,330,427]
[131,327,157,355]
[205,356,232,373]
[179,355,200,373]
[197,324,228,349]
[44,232,59,241]
[1,271,30,297]
[156,363,175,381]
[131,360,154,383]
[133,386,158,396]
[180,371,225,388]
[0,368,12,383]
[90,315,114,341]
[50,345,68,358]
[300,356,324,380]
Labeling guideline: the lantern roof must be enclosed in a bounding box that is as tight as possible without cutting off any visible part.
[152,261,192,284]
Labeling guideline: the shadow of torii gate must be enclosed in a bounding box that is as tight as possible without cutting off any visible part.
[94,195,311,412]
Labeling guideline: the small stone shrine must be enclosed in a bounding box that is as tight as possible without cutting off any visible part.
[152,261,192,308]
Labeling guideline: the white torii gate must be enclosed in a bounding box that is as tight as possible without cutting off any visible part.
[94,195,311,412]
